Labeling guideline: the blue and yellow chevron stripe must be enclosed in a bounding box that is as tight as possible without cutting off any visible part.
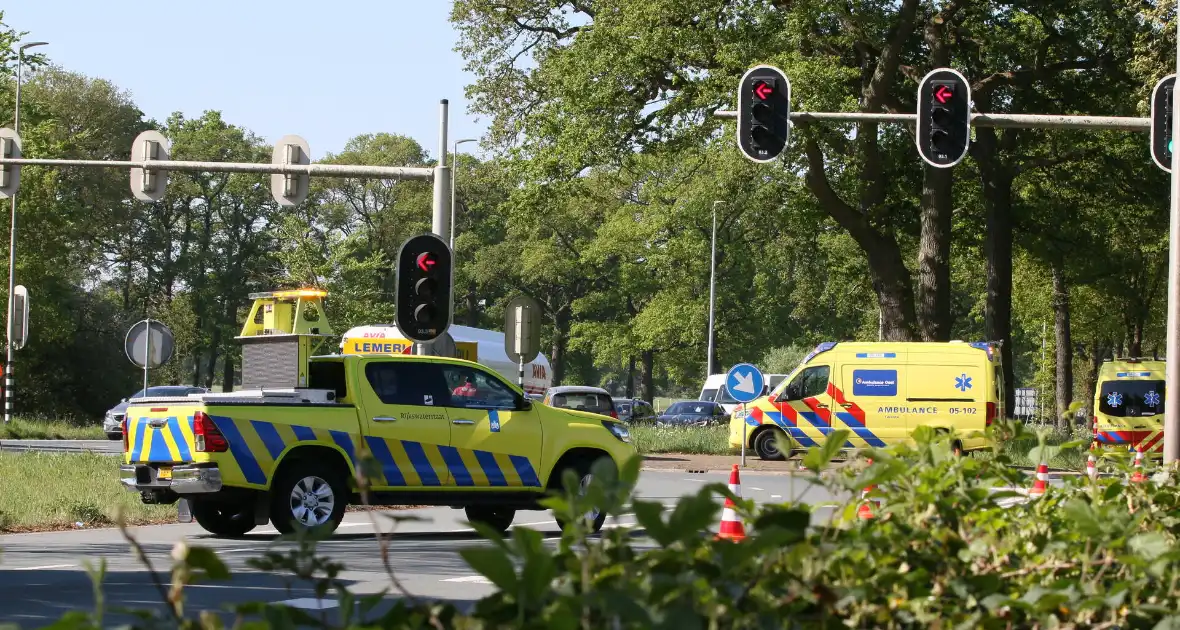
[125,414,543,491]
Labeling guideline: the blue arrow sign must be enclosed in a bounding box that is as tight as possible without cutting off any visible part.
[725,363,765,404]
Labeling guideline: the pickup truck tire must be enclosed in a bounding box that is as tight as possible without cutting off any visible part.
[191,500,257,537]
[269,462,347,535]
[551,457,610,534]
[464,506,515,534]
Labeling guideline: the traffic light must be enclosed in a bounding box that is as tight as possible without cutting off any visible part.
[1151,75,1176,172]
[917,68,971,168]
[395,233,453,343]
[737,64,791,163]
[130,130,170,202]
[0,128,22,199]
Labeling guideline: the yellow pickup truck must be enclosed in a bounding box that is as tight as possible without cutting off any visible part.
[119,353,637,537]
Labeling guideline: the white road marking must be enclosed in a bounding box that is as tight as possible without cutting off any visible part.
[770,494,783,499]
[749,487,764,491]
[252,522,367,535]
[681,478,708,483]
[442,575,492,584]
[6,564,76,571]
[276,597,338,610]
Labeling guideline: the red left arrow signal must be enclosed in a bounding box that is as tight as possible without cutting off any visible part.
[934,85,953,104]
[754,81,773,100]
[416,252,437,272]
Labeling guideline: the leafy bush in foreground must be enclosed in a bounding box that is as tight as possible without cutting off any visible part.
[24,420,1180,628]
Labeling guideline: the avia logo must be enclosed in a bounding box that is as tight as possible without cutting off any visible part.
[532,364,547,379]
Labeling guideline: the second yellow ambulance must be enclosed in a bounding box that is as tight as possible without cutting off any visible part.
[1091,358,1166,456]
[729,341,1004,460]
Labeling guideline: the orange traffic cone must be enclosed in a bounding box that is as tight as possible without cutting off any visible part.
[1130,449,1146,483]
[1086,453,1097,481]
[857,459,878,519]
[1029,463,1049,496]
[716,465,747,541]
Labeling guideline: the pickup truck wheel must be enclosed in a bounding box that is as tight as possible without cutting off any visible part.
[464,506,515,534]
[191,500,256,537]
[270,463,347,535]
[551,458,610,534]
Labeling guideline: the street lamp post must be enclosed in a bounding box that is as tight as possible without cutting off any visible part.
[5,40,47,424]
[450,138,477,250]
[707,201,724,377]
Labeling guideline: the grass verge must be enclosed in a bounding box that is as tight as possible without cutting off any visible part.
[0,452,171,532]
[0,417,106,440]
[631,424,732,455]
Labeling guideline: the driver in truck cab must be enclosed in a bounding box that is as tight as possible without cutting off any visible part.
[119,353,636,537]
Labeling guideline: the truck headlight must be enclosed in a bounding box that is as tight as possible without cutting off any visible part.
[602,420,631,443]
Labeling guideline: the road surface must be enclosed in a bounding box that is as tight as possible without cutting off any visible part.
[0,470,841,626]
[0,440,121,455]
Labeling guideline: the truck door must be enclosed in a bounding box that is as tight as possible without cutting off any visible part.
[437,364,544,489]
[356,358,453,488]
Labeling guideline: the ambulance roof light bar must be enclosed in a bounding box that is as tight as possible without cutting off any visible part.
[248,288,328,300]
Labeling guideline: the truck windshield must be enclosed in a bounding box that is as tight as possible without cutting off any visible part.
[1098,380,1165,417]
[700,388,718,402]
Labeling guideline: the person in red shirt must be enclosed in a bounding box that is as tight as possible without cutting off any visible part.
[453,375,478,398]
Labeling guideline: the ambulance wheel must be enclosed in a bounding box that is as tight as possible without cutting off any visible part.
[191,499,257,537]
[270,462,347,535]
[551,457,610,534]
[754,428,787,461]
[464,506,516,534]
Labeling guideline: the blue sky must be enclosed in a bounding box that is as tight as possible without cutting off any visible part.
[4,1,490,161]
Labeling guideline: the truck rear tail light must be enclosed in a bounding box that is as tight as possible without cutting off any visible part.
[193,411,228,452]
[122,418,129,452]
[985,402,996,427]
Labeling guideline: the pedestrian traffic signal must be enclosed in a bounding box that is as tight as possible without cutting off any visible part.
[1151,75,1176,172]
[736,65,791,163]
[395,233,453,343]
[917,68,971,168]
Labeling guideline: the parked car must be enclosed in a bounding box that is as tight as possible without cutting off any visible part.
[613,398,656,424]
[103,385,209,440]
[543,385,618,419]
[655,400,729,427]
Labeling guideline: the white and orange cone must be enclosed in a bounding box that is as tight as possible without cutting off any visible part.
[1086,453,1097,481]
[1130,449,1146,483]
[1029,463,1049,496]
[716,464,747,541]
[857,458,879,519]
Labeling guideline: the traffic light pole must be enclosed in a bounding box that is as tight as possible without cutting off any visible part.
[1167,25,1180,465]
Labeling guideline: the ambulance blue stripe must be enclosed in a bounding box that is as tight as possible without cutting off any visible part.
[402,441,441,486]
[291,425,316,441]
[439,446,474,486]
[473,450,508,486]
[148,423,172,461]
[765,412,817,447]
[251,421,286,460]
[855,352,897,358]
[745,416,760,427]
[212,417,266,485]
[365,437,406,486]
[835,412,886,447]
[169,417,192,461]
[799,412,855,448]
[130,418,147,461]
[330,430,357,466]
[509,455,541,487]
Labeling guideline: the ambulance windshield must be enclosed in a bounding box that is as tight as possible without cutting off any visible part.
[1098,380,1165,417]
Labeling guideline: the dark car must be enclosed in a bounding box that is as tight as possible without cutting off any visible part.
[103,385,209,439]
[613,398,655,424]
[655,400,729,427]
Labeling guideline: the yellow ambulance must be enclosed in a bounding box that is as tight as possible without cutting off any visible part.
[1091,358,1165,456]
[729,341,1003,460]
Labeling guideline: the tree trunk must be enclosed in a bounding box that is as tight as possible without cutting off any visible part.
[550,307,569,386]
[1052,264,1073,429]
[626,355,635,398]
[976,128,1017,416]
[865,235,919,341]
[466,283,479,327]
[1129,321,1144,357]
[641,350,655,403]
[917,164,953,341]
[221,351,235,393]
